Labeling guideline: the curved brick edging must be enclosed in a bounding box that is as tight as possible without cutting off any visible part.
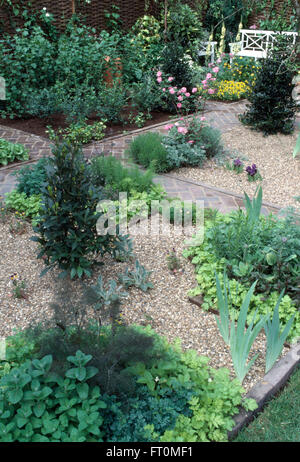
[228,341,300,440]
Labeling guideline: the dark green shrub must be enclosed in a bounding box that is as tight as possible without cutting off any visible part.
[32,139,129,279]
[239,56,298,135]
[128,132,169,173]
[14,158,49,197]
[90,155,154,195]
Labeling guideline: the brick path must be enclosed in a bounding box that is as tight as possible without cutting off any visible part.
[0,100,284,214]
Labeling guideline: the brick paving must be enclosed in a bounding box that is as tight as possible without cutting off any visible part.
[0,100,285,214]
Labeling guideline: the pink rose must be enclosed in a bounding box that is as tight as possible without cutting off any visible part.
[157,77,162,83]
[192,87,197,93]
[185,92,190,97]
[177,126,188,134]
[156,71,162,77]
[162,88,166,92]
[200,117,206,121]
[188,140,194,144]
[178,95,183,101]
[169,88,175,94]
[206,73,212,79]
[250,24,257,29]
[216,58,222,64]
[208,88,215,94]
[212,67,219,73]
[168,76,174,82]
[164,124,174,130]
[177,103,182,108]
[180,87,187,93]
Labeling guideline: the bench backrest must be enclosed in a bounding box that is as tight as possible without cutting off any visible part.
[232,29,298,59]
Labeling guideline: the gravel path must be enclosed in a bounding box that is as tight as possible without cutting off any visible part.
[173,125,300,212]
[0,216,289,393]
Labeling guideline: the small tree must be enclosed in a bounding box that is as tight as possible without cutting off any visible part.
[239,37,298,135]
[32,138,129,279]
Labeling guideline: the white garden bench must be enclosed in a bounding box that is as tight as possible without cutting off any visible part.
[229,29,298,63]
[198,41,218,63]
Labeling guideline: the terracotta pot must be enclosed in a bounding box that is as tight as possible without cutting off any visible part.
[103,56,122,87]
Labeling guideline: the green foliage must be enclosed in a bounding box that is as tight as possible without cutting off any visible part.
[130,15,161,50]
[183,197,300,343]
[163,2,206,51]
[228,282,268,383]
[128,132,169,173]
[96,82,128,123]
[90,155,155,196]
[239,54,298,135]
[31,139,129,279]
[130,72,162,114]
[118,260,153,292]
[160,42,195,107]
[5,190,42,218]
[47,121,106,146]
[163,131,206,168]
[191,123,224,159]
[0,320,256,442]
[14,158,49,197]
[0,139,29,166]
[0,352,108,442]
[0,26,56,117]
[264,292,295,373]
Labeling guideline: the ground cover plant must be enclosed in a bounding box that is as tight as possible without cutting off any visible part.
[184,188,300,344]
[0,139,29,166]
[0,308,258,443]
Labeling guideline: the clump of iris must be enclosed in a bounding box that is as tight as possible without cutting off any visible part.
[232,158,243,173]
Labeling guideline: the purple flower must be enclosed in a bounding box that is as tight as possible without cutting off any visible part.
[246,164,257,176]
[233,158,242,167]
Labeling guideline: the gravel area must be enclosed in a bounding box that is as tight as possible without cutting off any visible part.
[0,215,289,394]
[173,125,300,212]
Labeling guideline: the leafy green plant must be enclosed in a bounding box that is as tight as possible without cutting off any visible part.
[32,138,130,279]
[47,120,106,146]
[128,132,169,173]
[0,139,29,166]
[264,292,295,373]
[0,352,108,442]
[215,271,269,382]
[118,260,153,292]
[183,195,300,343]
[14,158,49,197]
[5,190,42,219]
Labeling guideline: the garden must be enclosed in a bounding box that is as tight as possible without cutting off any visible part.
[0,0,299,443]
